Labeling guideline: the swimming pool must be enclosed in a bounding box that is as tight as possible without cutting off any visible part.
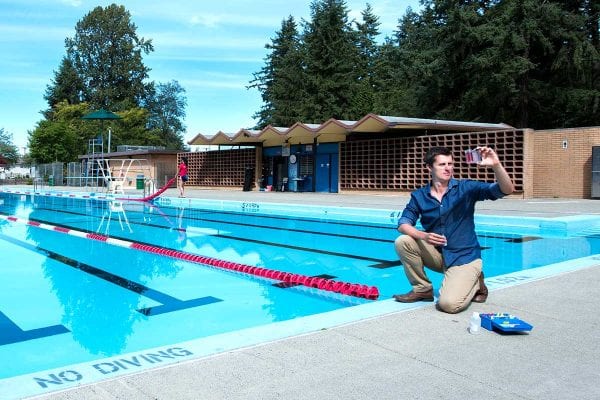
[1,190,600,399]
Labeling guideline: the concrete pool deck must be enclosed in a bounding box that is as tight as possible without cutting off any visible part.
[9,187,600,400]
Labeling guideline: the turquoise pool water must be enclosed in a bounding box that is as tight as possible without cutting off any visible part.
[1,190,599,399]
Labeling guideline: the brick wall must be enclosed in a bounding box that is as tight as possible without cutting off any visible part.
[531,127,600,198]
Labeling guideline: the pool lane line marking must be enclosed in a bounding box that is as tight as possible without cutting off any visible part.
[6,191,537,254]
[44,252,222,316]
[0,308,70,346]
[33,208,542,274]
[0,213,380,300]
[17,202,401,268]
[0,232,221,316]
[0,233,73,346]
[31,202,397,251]
[2,188,405,242]
[0,233,221,348]
[10,204,533,270]
[2,188,395,230]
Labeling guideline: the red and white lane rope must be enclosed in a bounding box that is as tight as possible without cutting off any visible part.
[0,214,380,300]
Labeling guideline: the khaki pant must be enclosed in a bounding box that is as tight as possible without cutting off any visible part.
[394,235,482,314]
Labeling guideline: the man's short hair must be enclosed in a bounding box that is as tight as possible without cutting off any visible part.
[424,147,452,167]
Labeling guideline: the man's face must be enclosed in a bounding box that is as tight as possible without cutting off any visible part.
[429,154,454,182]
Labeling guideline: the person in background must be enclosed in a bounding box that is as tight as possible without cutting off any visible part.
[393,146,514,313]
[177,157,188,197]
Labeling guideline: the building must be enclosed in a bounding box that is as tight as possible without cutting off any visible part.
[186,114,600,198]
[78,146,179,191]
[186,114,523,193]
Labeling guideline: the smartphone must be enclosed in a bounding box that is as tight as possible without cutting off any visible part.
[464,148,481,164]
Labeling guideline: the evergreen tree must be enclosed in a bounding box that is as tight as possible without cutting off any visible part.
[248,16,306,128]
[377,7,436,117]
[249,0,600,129]
[44,57,85,114]
[352,4,381,117]
[543,0,600,127]
[473,0,597,128]
[392,0,600,128]
[301,0,362,122]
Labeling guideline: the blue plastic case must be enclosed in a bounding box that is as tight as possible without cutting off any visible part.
[480,313,533,332]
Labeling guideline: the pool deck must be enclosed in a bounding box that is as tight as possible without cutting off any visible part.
[12,187,600,400]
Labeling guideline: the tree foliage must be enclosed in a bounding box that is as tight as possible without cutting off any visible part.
[248,16,307,127]
[301,0,362,122]
[250,0,600,130]
[352,4,381,117]
[29,102,93,163]
[31,4,188,163]
[143,80,188,149]
[0,128,20,166]
[43,57,85,118]
[65,4,153,110]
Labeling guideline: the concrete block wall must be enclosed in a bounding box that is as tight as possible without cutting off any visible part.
[178,148,257,187]
[341,130,525,192]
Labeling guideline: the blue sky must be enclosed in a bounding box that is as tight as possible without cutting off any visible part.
[0,0,419,152]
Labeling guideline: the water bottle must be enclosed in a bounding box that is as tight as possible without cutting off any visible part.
[468,312,481,334]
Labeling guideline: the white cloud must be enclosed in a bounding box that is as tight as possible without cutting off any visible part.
[189,14,222,28]
[60,0,82,6]
[133,2,305,30]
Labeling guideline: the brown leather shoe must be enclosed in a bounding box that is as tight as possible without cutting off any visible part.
[472,272,488,303]
[393,289,434,303]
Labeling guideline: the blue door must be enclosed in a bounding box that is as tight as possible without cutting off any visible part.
[315,153,339,192]
[330,154,338,193]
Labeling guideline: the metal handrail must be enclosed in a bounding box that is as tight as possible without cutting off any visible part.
[33,177,44,191]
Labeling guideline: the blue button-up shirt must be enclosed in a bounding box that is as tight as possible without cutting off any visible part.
[397,178,506,267]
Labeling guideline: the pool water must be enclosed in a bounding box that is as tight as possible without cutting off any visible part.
[1,191,599,398]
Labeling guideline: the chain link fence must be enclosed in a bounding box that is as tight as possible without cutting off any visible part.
[33,162,64,186]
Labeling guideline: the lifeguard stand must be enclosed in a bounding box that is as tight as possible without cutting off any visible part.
[85,136,104,188]
[95,158,153,194]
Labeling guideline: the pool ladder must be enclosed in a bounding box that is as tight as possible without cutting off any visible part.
[143,178,157,198]
[33,177,45,191]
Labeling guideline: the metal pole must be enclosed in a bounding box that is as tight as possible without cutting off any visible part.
[107,127,112,153]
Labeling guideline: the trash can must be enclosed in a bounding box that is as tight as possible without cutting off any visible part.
[243,168,254,191]
[136,175,144,189]
[48,175,54,186]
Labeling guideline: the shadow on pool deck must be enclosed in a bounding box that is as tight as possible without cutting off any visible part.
[9,187,600,400]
